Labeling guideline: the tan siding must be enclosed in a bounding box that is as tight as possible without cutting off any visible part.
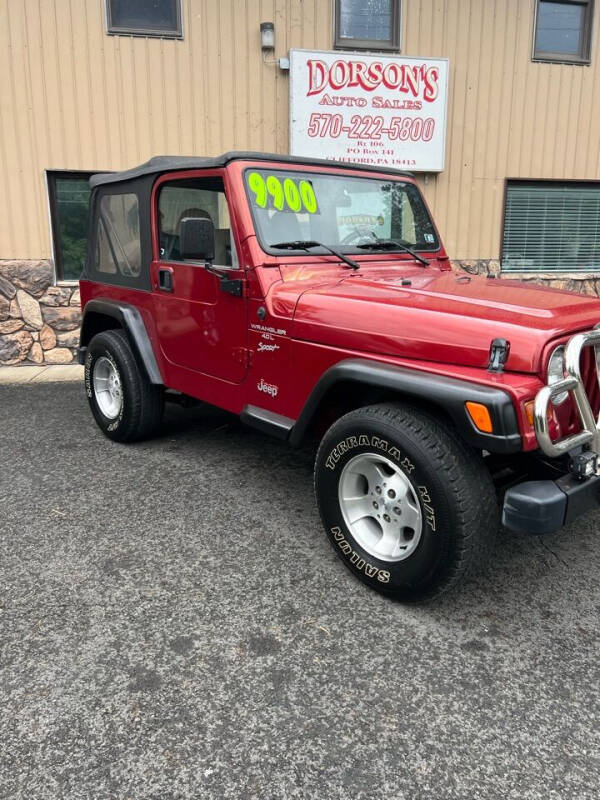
[1,0,600,264]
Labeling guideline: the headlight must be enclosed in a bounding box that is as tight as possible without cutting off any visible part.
[547,345,568,405]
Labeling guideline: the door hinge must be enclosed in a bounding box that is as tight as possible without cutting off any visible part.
[220,277,244,297]
[233,347,252,367]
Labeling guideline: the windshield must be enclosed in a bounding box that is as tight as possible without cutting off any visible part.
[244,168,439,254]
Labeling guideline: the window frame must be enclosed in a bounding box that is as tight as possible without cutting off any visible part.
[151,169,243,270]
[87,178,153,291]
[334,0,401,52]
[156,175,239,268]
[532,0,594,65]
[105,0,183,39]
[500,177,600,275]
[46,170,96,284]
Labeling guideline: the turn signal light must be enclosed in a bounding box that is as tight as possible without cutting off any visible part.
[524,401,535,427]
[524,400,553,427]
[465,401,493,434]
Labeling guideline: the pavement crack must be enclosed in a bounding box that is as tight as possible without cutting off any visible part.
[537,535,569,567]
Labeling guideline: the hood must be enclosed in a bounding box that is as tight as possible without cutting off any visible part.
[272,266,600,373]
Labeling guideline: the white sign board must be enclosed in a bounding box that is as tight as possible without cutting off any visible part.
[289,49,449,172]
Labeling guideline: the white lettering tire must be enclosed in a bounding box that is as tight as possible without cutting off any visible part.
[85,329,164,443]
[314,402,498,602]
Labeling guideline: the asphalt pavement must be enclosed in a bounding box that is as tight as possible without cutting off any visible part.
[1,381,599,799]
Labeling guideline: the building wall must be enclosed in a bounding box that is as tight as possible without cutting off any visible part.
[1,0,600,365]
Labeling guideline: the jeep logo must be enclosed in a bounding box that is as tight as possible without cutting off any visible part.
[257,378,278,397]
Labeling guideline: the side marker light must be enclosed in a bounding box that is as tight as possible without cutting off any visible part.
[465,402,493,434]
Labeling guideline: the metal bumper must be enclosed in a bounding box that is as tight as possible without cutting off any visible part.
[502,472,600,534]
[534,328,600,457]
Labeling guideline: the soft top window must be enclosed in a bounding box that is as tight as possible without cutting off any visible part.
[95,193,142,277]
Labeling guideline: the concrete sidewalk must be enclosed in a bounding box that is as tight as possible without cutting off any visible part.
[0,365,84,384]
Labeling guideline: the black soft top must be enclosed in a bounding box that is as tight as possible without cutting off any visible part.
[89,151,414,188]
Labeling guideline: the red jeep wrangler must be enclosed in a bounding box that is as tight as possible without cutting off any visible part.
[79,152,600,601]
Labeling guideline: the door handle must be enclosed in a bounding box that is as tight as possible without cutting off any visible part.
[158,267,173,292]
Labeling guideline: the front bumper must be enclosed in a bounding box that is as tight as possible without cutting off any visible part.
[502,471,600,534]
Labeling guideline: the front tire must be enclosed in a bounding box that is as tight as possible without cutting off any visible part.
[314,402,498,601]
[85,329,163,442]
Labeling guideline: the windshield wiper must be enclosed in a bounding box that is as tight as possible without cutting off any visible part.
[271,240,360,270]
[356,237,430,266]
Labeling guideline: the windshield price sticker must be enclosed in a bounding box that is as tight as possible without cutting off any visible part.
[247,172,320,214]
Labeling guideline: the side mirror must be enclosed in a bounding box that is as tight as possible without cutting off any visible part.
[179,217,215,261]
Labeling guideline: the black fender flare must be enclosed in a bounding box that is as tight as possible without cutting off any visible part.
[78,299,163,385]
[288,358,522,454]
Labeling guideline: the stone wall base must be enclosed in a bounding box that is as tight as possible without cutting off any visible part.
[0,260,81,366]
[452,259,600,295]
[2,258,600,366]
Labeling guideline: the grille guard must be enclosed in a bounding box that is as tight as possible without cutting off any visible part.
[534,329,600,457]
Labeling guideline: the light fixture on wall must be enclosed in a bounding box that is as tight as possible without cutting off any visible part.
[260,22,275,52]
[259,21,288,70]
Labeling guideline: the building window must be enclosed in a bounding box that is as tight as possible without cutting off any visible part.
[533,0,594,63]
[106,0,183,38]
[334,0,401,51]
[47,171,95,282]
[502,181,600,273]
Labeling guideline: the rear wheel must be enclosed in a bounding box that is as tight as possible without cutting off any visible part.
[314,402,498,601]
[85,329,163,442]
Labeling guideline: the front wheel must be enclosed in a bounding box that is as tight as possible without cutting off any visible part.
[85,329,163,442]
[314,402,498,601]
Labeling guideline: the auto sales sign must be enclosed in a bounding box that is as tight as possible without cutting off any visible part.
[289,49,449,172]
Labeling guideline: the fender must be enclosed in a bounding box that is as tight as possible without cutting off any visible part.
[77,299,163,385]
[288,358,522,454]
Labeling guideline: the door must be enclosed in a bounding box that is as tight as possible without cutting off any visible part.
[151,172,248,383]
